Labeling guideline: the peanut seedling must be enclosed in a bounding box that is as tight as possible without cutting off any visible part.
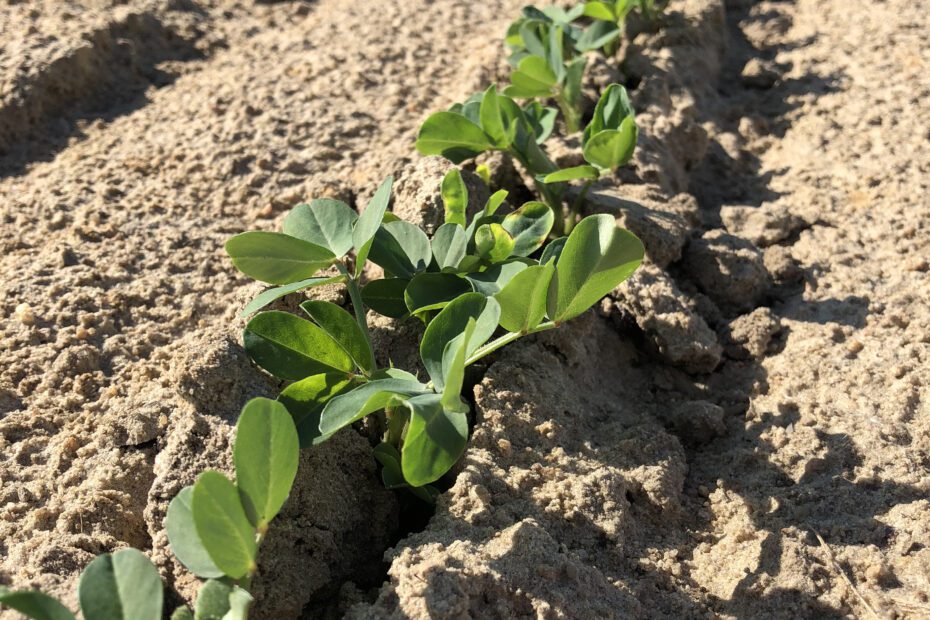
[503,7,588,133]
[0,400,300,620]
[225,175,643,498]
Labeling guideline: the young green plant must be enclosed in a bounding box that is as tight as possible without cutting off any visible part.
[0,398,299,620]
[504,7,587,133]
[225,176,644,499]
[540,84,639,231]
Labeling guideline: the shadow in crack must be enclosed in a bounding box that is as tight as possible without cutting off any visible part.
[688,1,843,212]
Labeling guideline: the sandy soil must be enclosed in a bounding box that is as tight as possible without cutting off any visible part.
[1,0,928,618]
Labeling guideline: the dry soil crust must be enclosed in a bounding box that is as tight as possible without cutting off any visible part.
[1,0,928,619]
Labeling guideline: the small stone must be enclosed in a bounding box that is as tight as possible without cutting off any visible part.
[846,339,864,355]
[741,58,779,89]
[14,303,35,325]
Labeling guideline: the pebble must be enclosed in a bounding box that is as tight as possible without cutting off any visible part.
[14,303,35,325]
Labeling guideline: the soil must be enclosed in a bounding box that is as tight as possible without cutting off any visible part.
[1,0,928,619]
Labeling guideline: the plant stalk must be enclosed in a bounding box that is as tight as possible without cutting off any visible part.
[464,321,558,366]
[338,263,374,374]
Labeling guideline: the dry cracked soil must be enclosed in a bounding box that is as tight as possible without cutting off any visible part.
[1,0,928,618]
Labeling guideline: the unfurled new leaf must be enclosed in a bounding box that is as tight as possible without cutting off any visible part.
[431,223,468,270]
[475,223,515,262]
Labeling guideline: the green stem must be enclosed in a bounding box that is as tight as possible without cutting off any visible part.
[555,93,581,135]
[464,321,558,366]
[508,145,566,237]
[338,263,374,374]
[565,180,594,235]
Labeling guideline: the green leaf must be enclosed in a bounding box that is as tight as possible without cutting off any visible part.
[318,377,426,436]
[502,202,555,257]
[234,398,299,528]
[191,579,251,620]
[0,588,75,620]
[547,215,644,322]
[420,293,500,390]
[484,190,509,217]
[279,372,359,447]
[563,56,587,107]
[440,319,477,413]
[166,487,224,579]
[239,275,344,318]
[542,166,600,183]
[523,102,557,143]
[300,300,374,373]
[431,223,468,270]
[584,84,636,144]
[583,1,617,20]
[369,221,432,279]
[244,311,354,381]
[353,176,394,273]
[170,606,193,620]
[361,278,409,318]
[193,580,231,620]
[225,587,252,620]
[404,273,473,315]
[440,169,468,227]
[495,263,555,333]
[583,117,638,171]
[400,394,468,487]
[540,237,567,265]
[465,260,530,295]
[191,471,257,580]
[283,199,358,257]
[415,112,494,163]
[478,85,512,149]
[372,442,406,489]
[507,58,558,98]
[475,223,515,262]
[226,232,337,285]
[576,20,620,52]
[78,549,163,620]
